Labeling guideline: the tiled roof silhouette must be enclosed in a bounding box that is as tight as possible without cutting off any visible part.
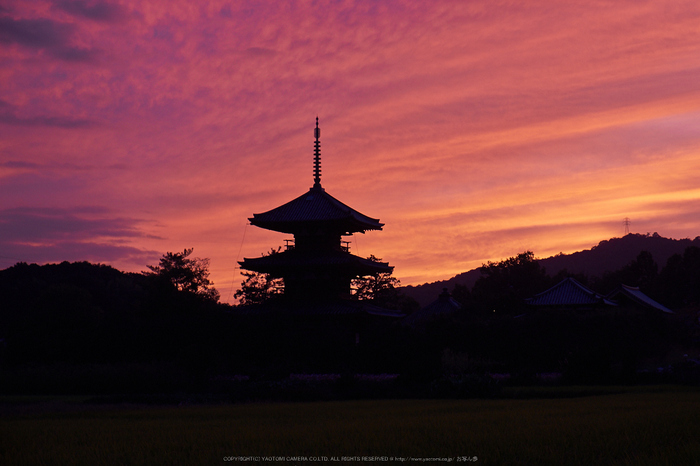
[607,284,673,313]
[526,277,616,307]
[403,288,461,325]
[240,248,391,275]
[249,186,383,234]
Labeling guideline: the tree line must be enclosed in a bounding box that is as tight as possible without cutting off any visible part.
[450,247,700,315]
[1,246,698,397]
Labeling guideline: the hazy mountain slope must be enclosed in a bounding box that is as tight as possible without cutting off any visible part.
[540,233,700,278]
[402,233,700,307]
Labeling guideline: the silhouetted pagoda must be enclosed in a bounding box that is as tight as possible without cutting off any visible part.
[239,119,393,304]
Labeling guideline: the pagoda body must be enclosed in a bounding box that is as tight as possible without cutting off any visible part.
[239,119,392,302]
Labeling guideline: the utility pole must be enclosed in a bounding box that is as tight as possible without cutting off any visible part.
[623,217,631,235]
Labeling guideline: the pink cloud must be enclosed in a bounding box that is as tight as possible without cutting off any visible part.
[53,0,129,23]
[2,0,700,302]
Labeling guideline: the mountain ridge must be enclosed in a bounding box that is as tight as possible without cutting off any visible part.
[401,233,700,307]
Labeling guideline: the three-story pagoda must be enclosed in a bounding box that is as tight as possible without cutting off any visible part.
[239,119,392,302]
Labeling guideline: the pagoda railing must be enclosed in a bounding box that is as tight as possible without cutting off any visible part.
[283,238,352,252]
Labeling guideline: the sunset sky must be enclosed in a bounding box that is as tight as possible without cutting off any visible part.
[2,0,700,303]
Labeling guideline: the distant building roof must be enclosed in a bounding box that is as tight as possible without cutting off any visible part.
[526,277,616,308]
[607,285,674,313]
[403,288,461,325]
[249,186,384,234]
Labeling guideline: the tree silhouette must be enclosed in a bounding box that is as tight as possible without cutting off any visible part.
[146,248,220,302]
[352,255,400,301]
[594,250,658,295]
[471,251,549,313]
[351,255,418,312]
[234,248,283,305]
[658,246,700,308]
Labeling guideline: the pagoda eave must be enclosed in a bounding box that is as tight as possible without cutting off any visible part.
[239,250,392,278]
[248,187,383,235]
[248,218,383,236]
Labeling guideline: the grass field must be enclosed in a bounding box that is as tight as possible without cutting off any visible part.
[2,387,699,465]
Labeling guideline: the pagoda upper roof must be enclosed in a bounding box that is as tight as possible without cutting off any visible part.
[249,186,384,234]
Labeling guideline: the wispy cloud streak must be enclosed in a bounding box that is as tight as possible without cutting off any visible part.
[53,0,129,23]
[0,14,99,62]
[1,0,699,301]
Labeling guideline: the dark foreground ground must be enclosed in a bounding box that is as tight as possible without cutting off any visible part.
[2,385,699,466]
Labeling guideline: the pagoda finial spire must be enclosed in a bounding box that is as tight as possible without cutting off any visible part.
[313,117,322,188]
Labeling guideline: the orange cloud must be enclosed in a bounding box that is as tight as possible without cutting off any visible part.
[2,0,700,302]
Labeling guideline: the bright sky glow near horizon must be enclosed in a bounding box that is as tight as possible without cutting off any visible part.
[2,0,700,303]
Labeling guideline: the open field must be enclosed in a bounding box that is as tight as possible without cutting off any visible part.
[2,386,699,466]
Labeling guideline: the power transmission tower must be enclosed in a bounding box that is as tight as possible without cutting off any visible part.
[623,217,631,235]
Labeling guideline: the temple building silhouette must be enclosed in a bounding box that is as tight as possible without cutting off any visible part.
[239,118,394,307]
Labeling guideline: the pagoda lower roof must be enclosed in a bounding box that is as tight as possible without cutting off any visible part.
[249,186,383,234]
[239,249,392,276]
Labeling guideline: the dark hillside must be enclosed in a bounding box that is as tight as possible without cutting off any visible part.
[541,233,700,279]
[402,233,700,306]
[0,261,227,367]
[401,270,481,308]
